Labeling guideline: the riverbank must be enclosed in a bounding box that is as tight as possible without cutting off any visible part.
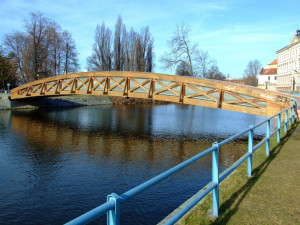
[0,93,11,110]
[179,121,300,224]
[0,94,159,110]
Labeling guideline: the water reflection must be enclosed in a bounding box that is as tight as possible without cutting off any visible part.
[1,104,267,224]
[10,104,264,167]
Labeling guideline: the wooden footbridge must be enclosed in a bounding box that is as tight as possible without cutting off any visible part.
[10,71,299,116]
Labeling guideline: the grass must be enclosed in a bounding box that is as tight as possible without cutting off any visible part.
[180,121,300,225]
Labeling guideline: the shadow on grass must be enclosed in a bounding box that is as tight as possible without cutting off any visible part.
[212,122,299,225]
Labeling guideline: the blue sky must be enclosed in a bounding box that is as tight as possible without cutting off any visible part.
[1,0,299,78]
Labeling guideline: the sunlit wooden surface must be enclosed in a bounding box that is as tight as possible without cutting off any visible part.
[10,71,299,116]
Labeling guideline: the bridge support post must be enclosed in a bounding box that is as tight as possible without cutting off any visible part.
[277,113,281,142]
[107,193,120,225]
[212,142,219,217]
[266,119,270,156]
[247,125,254,177]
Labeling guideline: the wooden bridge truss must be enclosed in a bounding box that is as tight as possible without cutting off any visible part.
[10,71,298,116]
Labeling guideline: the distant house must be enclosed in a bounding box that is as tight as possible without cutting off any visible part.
[276,30,300,91]
[258,59,277,90]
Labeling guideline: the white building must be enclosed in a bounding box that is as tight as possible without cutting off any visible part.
[258,59,277,90]
[276,30,300,91]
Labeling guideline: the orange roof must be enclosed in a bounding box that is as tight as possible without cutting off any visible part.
[268,59,277,65]
[259,68,277,75]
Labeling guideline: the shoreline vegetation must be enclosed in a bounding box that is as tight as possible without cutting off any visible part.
[178,121,299,225]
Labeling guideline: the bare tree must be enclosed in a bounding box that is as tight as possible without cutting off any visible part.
[88,16,154,73]
[122,25,130,71]
[87,22,112,71]
[145,39,154,72]
[243,60,262,77]
[128,28,137,71]
[4,12,80,83]
[135,36,145,71]
[160,23,197,76]
[139,26,154,72]
[195,50,216,78]
[4,31,28,83]
[175,61,192,76]
[47,21,63,75]
[25,12,49,80]
[62,31,79,74]
[207,65,226,80]
[113,16,124,71]
[122,28,139,71]
[243,60,262,86]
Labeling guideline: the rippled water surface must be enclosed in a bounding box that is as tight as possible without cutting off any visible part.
[0,104,270,224]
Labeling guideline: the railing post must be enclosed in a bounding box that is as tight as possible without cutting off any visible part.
[212,142,219,217]
[107,193,120,225]
[266,119,270,156]
[277,113,281,142]
[292,105,295,123]
[284,109,288,133]
[289,106,292,125]
[248,125,253,177]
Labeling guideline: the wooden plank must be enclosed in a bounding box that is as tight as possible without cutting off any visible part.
[222,103,266,116]
[152,95,180,103]
[107,91,124,97]
[183,98,217,108]
[128,92,149,99]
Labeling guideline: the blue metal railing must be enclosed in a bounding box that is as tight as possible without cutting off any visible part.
[65,101,298,225]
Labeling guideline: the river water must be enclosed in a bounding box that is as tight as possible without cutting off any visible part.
[0,104,269,224]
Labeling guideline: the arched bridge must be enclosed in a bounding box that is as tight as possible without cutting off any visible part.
[10,71,299,116]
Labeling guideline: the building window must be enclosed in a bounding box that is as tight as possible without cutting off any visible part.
[275,76,277,80]
[268,76,270,81]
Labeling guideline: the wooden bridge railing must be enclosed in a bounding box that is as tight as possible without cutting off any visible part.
[10,71,299,116]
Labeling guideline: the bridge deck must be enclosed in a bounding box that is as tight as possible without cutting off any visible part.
[10,71,299,116]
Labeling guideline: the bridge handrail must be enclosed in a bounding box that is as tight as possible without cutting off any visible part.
[10,71,300,117]
[65,104,297,225]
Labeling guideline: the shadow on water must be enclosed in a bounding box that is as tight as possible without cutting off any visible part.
[0,104,272,224]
